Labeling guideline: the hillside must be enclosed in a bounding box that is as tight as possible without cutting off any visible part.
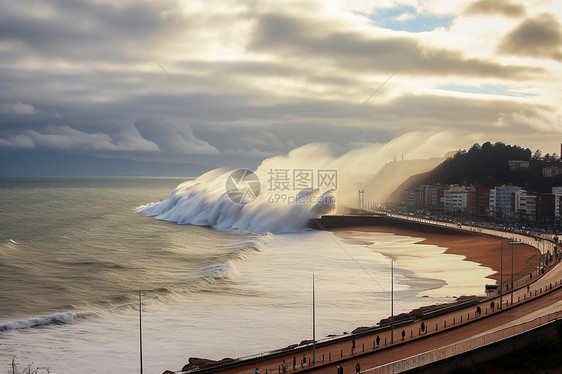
[387,141,562,202]
[361,156,447,202]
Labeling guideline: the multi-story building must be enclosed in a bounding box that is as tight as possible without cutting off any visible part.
[514,189,527,220]
[543,166,562,177]
[443,186,470,213]
[422,184,445,211]
[552,187,562,217]
[525,192,537,222]
[404,188,417,209]
[489,185,523,219]
[536,193,555,223]
[401,182,558,225]
[473,187,490,217]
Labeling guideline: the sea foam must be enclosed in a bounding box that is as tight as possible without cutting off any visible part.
[0,312,94,332]
[138,169,335,234]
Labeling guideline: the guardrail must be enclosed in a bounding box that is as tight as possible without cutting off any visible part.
[363,310,562,374]
[180,217,561,374]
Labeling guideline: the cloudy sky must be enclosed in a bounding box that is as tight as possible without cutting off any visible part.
[1,0,562,171]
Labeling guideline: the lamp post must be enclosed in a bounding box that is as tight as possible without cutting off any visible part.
[541,238,544,271]
[391,260,394,344]
[509,241,523,305]
[511,241,514,305]
[139,291,144,374]
[536,237,541,275]
[500,239,503,310]
[312,273,316,364]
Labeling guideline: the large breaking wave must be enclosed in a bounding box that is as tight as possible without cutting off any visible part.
[137,134,461,234]
[137,168,335,234]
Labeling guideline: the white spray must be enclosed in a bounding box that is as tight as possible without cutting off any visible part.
[138,131,467,233]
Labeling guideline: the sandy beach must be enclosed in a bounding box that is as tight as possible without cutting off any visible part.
[333,226,539,285]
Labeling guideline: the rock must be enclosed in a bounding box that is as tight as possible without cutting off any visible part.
[181,357,235,371]
[352,326,374,334]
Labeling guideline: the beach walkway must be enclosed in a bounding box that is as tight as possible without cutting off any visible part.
[174,220,562,374]
[177,262,561,374]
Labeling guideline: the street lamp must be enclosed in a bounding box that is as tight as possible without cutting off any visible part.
[536,237,543,274]
[509,240,524,305]
[500,239,503,310]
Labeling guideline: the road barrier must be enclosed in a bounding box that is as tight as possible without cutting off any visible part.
[363,310,562,374]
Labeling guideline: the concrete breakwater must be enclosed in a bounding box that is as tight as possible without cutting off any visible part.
[309,214,474,236]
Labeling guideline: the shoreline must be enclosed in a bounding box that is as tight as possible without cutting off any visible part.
[177,226,544,372]
[332,226,539,284]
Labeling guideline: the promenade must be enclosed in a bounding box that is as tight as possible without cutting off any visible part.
[175,216,562,374]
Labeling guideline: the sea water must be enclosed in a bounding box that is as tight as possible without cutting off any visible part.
[0,176,492,373]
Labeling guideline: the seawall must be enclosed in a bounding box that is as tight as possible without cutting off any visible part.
[402,317,562,374]
[309,214,476,236]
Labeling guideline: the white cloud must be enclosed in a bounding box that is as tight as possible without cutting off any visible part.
[134,120,221,155]
[160,124,221,155]
[499,106,562,133]
[1,0,562,165]
[395,11,415,21]
[0,124,159,151]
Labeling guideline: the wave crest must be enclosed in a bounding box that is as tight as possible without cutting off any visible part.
[0,311,96,332]
[137,169,335,234]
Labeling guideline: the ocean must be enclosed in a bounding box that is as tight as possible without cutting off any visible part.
[0,176,493,373]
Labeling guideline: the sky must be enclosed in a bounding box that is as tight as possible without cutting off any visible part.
[1,0,562,171]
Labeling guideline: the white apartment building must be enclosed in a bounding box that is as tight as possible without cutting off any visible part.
[489,185,524,219]
[552,186,562,217]
[514,189,527,217]
[443,186,469,213]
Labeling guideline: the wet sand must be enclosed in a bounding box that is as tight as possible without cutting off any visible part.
[332,226,539,284]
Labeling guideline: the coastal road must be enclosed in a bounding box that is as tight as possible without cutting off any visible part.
[179,261,562,374]
[301,286,562,374]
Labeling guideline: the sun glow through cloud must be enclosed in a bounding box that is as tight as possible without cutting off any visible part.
[0,0,561,172]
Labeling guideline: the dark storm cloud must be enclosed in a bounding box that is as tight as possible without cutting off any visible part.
[0,0,184,61]
[498,13,562,61]
[249,13,543,79]
[0,0,560,168]
[463,0,526,18]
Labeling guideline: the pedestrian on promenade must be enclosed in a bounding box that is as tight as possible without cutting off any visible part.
[282,360,288,372]
[401,329,406,341]
[301,354,306,368]
[420,322,425,333]
[355,363,361,373]
[254,368,260,374]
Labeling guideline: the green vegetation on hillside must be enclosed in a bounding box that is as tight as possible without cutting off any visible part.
[425,142,562,192]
